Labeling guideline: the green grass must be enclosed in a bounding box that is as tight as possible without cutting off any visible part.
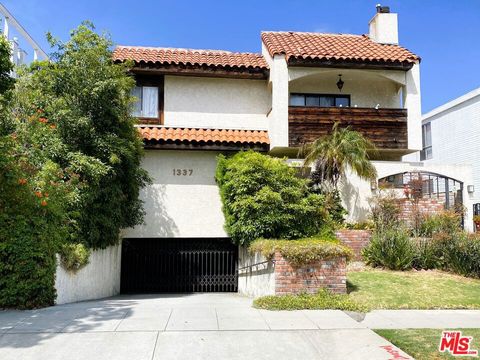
[348,269,480,310]
[253,289,366,311]
[253,269,480,311]
[375,329,480,360]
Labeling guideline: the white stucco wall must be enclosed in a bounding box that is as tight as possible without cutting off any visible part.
[238,246,275,298]
[289,68,403,109]
[55,244,121,305]
[340,161,475,232]
[421,90,480,206]
[164,76,270,130]
[122,150,228,238]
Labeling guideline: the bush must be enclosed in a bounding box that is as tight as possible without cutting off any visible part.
[417,210,462,237]
[216,151,330,245]
[412,237,442,270]
[444,233,480,278]
[253,289,366,311]
[362,227,415,270]
[0,139,73,308]
[59,243,90,272]
[369,192,402,232]
[249,236,353,266]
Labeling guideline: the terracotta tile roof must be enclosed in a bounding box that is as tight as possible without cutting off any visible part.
[138,126,270,145]
[261,31,419,64]
[113,46,268,70]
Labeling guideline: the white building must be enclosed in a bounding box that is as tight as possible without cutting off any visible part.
[57,5,476,302]
[420,88,480,212]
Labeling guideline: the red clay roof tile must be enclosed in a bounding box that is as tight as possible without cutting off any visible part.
[261,31,419,64]
[137,126,270,145]
[113,46,269,70]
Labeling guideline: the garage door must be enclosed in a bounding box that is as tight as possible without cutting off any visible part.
[121,238,238,293]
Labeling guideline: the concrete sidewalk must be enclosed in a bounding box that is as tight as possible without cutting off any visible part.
[362,309,480,329]
[0,294,412,360]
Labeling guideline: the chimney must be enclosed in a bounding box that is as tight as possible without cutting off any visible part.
[369,4,398,44]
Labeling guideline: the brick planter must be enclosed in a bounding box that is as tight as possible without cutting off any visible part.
[274,252,347,295]
[238,247,347,296]
[335,229,372,261]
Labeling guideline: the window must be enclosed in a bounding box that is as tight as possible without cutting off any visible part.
[132,86,159,118]
[289,93,350,107]
[421,122,432,160]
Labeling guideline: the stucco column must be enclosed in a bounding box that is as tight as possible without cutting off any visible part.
[268,55,289,149]
[404,63,422,151]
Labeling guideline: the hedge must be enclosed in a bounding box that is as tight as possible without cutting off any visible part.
[249,236,353,266]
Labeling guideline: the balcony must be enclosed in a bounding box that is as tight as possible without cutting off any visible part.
[288,106,408,152]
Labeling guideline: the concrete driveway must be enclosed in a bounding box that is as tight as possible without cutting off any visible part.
[0,293,411,360]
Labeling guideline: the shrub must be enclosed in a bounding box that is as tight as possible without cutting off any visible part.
[412,237,442,270]
[369,191,402,232]
[249,236,353,266]
[362,227,415,270]
[417,210,463,237]
[216,151,330,245]
[253,289,366,311]
[444,233,480,278]
[59,243,91,272]
[0,139,73,308]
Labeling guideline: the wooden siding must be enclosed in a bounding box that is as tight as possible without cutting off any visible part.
[288,107,408,149]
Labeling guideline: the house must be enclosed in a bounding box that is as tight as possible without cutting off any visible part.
[419,88,480,221]
[101,5,474,296]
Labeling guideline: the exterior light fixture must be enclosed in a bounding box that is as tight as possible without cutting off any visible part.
[370,180,378,191]
[468,185,475,194]
[336,74,344,91]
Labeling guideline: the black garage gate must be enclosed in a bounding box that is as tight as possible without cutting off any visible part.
[121,238,238,293]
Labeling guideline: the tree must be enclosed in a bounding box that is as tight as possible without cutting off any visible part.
[14,22,150,249]
[301,122,377,190]
[0,35,15,134]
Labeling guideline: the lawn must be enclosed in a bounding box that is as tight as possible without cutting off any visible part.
[348,269,480,310]
[375,329,480,360]
[254,268,480,311]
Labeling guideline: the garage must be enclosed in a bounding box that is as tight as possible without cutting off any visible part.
[120,238,238,293]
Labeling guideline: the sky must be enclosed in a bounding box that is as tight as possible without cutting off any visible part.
[4,0,480,113]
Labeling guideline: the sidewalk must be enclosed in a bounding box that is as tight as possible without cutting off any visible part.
[362,310,480,329]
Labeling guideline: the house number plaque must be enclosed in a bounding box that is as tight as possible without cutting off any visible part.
[172,169,193,176]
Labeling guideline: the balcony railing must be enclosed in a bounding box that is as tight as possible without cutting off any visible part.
[288,106,408,150]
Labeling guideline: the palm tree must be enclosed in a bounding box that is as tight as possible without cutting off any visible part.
[300,122,378,190]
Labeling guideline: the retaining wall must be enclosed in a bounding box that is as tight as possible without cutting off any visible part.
[55,244,122,305]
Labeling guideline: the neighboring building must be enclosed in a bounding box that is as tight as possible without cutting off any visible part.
[0,3,48,68]
[420,88,480,215]
[111,5,474,294]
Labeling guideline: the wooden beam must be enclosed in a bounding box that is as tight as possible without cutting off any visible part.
[143,141,269,152]
[123,63,269,80]
[287,58,414,71]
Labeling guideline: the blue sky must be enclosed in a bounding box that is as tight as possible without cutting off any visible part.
[4,0,480,113]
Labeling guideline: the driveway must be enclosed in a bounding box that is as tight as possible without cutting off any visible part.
[0,293,411,360]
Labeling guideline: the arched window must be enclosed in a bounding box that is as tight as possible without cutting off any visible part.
[378,171,463,211]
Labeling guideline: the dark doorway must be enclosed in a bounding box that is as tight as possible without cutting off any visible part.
[121,238,238,293]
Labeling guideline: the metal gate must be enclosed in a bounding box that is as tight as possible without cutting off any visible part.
[121,238,238,293]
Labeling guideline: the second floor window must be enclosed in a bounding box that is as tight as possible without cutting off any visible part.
[289,93,350,107]
[132,86,159,118]
[421,122,432,160]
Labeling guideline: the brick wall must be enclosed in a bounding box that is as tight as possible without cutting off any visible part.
[273,252,347,295]
[396,198,444,226]
[335,230,372,261]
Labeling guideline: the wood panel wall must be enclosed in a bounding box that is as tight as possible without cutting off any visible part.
[288,107,408,149]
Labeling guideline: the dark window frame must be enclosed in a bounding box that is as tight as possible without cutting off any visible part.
[133,74,164,125]
[421,122,432,160]
[289,93,351,107]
